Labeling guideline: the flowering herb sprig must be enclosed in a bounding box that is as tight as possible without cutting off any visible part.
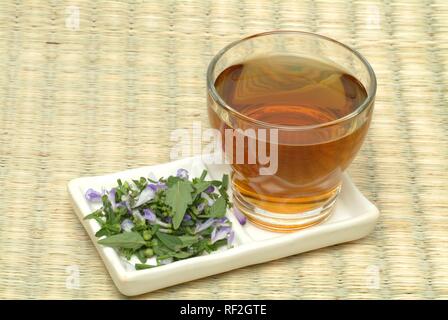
[84,169,234,270]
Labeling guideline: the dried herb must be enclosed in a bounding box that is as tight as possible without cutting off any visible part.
[84,169,233,269]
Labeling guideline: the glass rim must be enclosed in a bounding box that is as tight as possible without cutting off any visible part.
[206,30,377,131]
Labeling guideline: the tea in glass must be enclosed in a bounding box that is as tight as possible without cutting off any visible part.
[207,31,376,232]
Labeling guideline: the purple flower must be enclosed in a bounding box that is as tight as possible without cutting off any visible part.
[108,188,117,208]
[183,214,192,222]
[211,226,231,244]
[195,218,215,233]
[158,181,168,189]
[148,182,167,192]
[205,185,215,194]
[176,168,189,180]
[121,219,134,232]
[85,188,102,202]
[132,187,155,208]
[143,208,156,223]
[233,207,247,225]
[215,217,230,227]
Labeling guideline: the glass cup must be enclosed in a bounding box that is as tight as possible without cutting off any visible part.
[207,31,376,232]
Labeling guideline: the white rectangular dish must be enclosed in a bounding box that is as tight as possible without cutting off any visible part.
[68,156,379,296]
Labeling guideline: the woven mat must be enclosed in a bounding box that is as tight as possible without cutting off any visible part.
[0,0,447,299]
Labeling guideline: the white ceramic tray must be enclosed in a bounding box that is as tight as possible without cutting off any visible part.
[68,156,379,296]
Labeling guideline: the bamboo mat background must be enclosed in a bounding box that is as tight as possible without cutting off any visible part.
[0,0,447,299]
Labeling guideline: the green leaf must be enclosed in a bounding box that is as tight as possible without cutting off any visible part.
[218,174,230,201]
[119,248,134,260]
[192,181,211,198]
[98,232,146,250]
[178,235,200,247]
[173,251,194,259]
[135,263,155,270]
[155,231,183,251]
[152,242,172,256]
[166,175,181,187]
[84,210,106,227]
[95,227,109,238]
[218,187,229,201]
[135,249,147,264]
[221,174,229,190]
[210,180,222,187]
[165,180,194,229]
[84,210,102,220]
[155,232,199,251]
[209,238,228,250]
[209,197,227,217]
[132,177,147,191]
[199,170,207,181]
[92,216,105,226]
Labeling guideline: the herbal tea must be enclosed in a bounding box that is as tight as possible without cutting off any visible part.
[208,55,371,228]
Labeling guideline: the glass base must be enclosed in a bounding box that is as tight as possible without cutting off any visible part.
[232,185,341,232]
